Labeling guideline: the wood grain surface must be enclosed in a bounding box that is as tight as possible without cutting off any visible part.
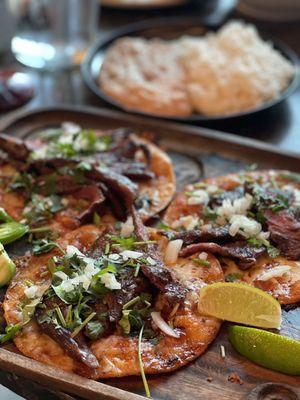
[0,106,299,400]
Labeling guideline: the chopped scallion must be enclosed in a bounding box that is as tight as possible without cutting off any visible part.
[138,325,151,398]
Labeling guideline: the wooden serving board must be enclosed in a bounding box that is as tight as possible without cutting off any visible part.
[0,105,299,400]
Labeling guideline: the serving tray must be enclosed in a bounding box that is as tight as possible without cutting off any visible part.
[0,105,299,400]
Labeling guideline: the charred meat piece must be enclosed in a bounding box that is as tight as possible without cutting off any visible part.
[0,133,30,161]
[99,183,127,221]
[208,186,244,208]
[109,161,154,181]
[131,206,186,303]
[75,185,105,224]
[180,241,266,269]
[87,167,138,209]
[171,225,243,245]
[113,135,152,167]
[265,209,300,260]
[35,298,99,370]
[28,157,76,175]
[29,158,138,215]
[105,268,151,323]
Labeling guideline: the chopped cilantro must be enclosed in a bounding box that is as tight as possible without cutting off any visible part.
[225,273,243,282]
[0,208,14,223]
[280,172,300,183]
[23,194,66,225]
[93,212,101,227]
[267,246,280,258]
[247,237,280,259]
[192,258,211,267]
[203,206,217,221]
[31,238,65,255]
[85,320,104,340]
[0,324,21,344]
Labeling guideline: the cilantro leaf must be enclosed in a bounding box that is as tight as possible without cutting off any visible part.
[0,324,21,344]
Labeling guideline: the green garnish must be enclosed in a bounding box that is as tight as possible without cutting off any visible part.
[55,306,66,328]
[85,320,104,340]
[138,325,151,398]
[155,221,173,231]
[247,238,280,258]
[123,296,141,310]
[0,208,14,223]
[119,310,131,335]
[109,235,155,250]
[93,212,101,227]
[33,128,112,159]
[71,312,97,338]
[202,206,218,221]
[280,172,300,183]
[267,246,281,258]
[31,238,65,255]
[0,222,28,245]
[0,324,21,344]
[23,194,66,225]
[225,273,243,282]
[192,258,211,267]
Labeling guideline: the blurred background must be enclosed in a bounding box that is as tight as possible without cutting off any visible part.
[0,0,299,398]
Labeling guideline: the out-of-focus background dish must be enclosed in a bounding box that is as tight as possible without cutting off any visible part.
[238,0,300,22]
[101,0,189,9]
[0,0,300,399]
[82,18,299,122]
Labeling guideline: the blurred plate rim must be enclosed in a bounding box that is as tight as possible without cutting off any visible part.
[101,0,189,10]
[81,16,300,123]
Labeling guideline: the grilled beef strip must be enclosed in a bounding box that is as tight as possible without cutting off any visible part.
[0,133,30,161]
[131,206,186,303]
[171,225,244,246]
[35,298,99,369]
[74,185,106,224]
[87,167,137,209]
[104,268,151,323]
[180,241,266,269]
[264,209,300,260]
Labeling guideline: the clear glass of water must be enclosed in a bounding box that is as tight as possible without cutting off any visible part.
[7,0,99,70]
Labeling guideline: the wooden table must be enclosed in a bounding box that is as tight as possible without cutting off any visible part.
[0,1,299,399]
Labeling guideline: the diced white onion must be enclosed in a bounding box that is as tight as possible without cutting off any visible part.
[172,215,199,230]
[120,250,143,260]
[100,273,121,290]
[54,271,68,281]
[257,265,291,281]
[199,252,208,260]
[146,257,156,266]
[187,190,209,205]
[66,245,84,257]
[217,194,253,219]
[165,239,183,264]
[24,285,46,299]
[151,311,180,338]
[229,215,262,238]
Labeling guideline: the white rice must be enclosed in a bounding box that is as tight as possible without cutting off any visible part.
[181,21,295,116]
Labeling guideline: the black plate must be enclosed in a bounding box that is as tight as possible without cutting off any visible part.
[82,17,300,123]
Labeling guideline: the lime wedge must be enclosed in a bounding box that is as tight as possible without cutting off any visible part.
[198,282,281,328]
[229,325,300,375]
[0,243,16,287]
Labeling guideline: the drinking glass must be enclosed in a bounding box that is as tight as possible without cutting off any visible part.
[7,0,99,70]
